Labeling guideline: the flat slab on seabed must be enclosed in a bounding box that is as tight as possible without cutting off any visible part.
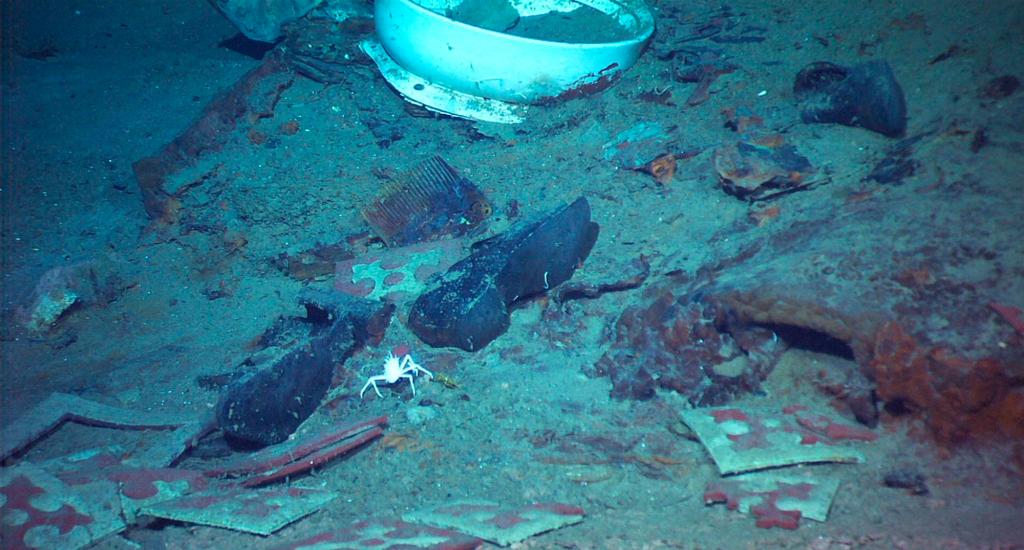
[1,462,126,550]
[704,473,841,530]
[272,518,484,550]
[680,403,877,474]
[140,486,337,536]
[404,499,585,547]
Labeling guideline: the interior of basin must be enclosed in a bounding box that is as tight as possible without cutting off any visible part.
[413,0,653,44]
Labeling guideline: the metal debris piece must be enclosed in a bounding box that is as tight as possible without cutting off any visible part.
[1,462,126,550]
[140,486,337,536]
[403,500,585,547]
[281,16,373,84]
[133,53,291,225]
[602,121,676,170]
[675,50,738,106]
[273,518,484,550]
[680,403,877,475]
[362,157,492,248]
[704,473,840,529]
[713,139,817,201]
[204,416,387,487]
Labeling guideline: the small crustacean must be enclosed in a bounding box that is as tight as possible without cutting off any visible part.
[432,372,461,390]
[359,352,433,399]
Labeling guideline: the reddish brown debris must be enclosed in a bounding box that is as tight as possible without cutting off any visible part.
[640,153,678,184]
[870,322,1024,445]
[588,283,783,404]
[705,479,811,530]
[132,52,293,225]
[989,302,1024,335]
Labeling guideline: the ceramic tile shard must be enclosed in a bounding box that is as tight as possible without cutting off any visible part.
[140,486,337,536]
[132,421,214,467]
[404,499,584,547]
[704,473,840,530]
[0,393,200,463]
[0,462,126,550]
[3,416,384,542]
[680,403,877,474]
[41,448,209,523]
[272,518,484,550]
[334,240,465,305]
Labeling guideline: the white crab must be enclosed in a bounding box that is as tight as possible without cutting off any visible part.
[359,352,434,399]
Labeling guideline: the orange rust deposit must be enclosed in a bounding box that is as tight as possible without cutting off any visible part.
[869,321,1023,446]
[846,188,877,203]
[247,129,268,145]
[280,120,300,135]
[894,267,936,289]
[718,291,1023,447]
[749,205,780,226]
[379,432,433,453]
[642,153,677,184]
[753,133,786,148]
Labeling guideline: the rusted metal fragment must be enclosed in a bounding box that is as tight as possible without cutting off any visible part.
[589,282,784,404]
[132,52,293,224]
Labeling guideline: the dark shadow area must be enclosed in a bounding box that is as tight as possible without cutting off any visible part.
[218,33,277,59]
[765,323,857,360]
[883,398,915,417]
